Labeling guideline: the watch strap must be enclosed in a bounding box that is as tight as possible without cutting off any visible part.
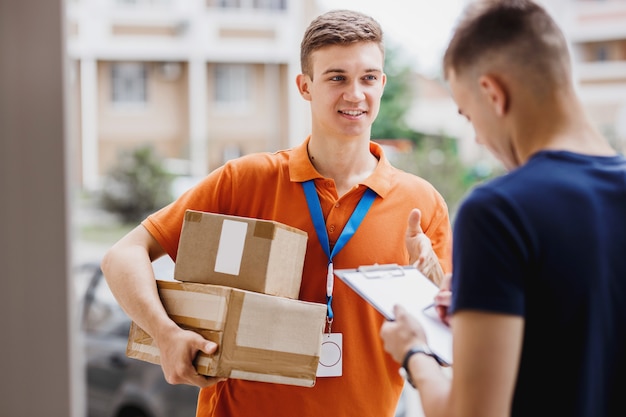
[401,344,448,388]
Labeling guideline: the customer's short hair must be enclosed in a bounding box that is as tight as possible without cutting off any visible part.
[300,9,384,77]
[443,0,571,89]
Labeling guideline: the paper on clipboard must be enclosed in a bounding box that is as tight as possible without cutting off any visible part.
[335,264,453,366]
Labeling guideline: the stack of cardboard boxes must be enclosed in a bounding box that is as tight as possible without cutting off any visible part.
[126,210,327,387]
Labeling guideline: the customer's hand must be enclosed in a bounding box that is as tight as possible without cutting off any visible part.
[405,208,444,286]
[435,273,453,326]
[380,304,428,364]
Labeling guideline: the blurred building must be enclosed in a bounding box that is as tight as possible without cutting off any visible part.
[406,0,626,171]
[546,0,626,154]
[66,0,318,190]
[405,74,495,169]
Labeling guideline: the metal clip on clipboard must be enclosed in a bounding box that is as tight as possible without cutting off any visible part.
[356,263,405,279]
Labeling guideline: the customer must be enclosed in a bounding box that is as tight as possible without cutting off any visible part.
[102,9,452,417]
[380,1,626,416]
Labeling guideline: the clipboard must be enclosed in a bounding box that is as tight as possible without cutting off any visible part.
[335,264,453,366]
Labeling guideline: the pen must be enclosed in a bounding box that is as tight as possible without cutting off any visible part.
[422,302,435,312]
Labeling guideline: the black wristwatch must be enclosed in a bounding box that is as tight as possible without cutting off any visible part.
[401,344,448,388]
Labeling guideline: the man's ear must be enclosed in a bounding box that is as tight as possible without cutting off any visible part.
[296,74,312,102]
[478,74,508,116]
[381,72,387,95]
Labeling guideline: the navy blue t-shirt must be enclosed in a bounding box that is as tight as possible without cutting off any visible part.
[451,150,626,417]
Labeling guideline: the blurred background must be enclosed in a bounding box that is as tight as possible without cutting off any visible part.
[3,0,626,416]
[66,0,626,230]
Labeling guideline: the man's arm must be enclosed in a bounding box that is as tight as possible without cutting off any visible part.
[381,306,523,417]
[100,225,222,388]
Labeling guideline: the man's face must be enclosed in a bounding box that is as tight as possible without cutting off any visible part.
[448,69,517,170]
[297,42,386,140]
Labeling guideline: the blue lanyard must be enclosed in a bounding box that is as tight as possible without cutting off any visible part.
[302,180,377,330]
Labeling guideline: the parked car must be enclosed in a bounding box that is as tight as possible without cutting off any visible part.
[77,263,199,417]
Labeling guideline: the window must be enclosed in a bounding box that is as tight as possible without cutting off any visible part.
[595,45,609,61]
[216,0,241,7]
[253,0,286,9]
[214,64,252,110]
[111,62,148,105]
[208,0,285,9]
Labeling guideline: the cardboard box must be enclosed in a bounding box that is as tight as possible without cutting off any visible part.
[126,280,327,387]
[174,210,308,299]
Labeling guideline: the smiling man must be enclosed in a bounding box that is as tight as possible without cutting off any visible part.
[101,9,452,417]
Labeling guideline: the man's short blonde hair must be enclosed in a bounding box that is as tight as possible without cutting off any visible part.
[300,9,384,78]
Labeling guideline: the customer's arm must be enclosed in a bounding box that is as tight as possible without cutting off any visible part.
[381,305,523,417]
[451,312,522,416]
[101,225,222,388]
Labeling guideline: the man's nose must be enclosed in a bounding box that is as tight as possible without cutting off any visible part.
[343,82,365,102]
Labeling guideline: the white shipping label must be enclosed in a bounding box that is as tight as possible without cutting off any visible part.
[214,219,248,276]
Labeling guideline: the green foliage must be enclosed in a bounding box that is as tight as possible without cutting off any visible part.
[390,135,474,219]
[100,145,174,224]
[372,44,414,140]
[389,135,503,221]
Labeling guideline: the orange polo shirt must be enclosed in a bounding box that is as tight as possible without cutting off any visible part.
[143,138,452,417]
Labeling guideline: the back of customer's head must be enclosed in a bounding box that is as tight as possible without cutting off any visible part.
[443,0,572,95]
[300,9,384,78]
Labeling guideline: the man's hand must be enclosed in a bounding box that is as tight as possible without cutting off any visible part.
[435,273,453,326]
[156,325,225,388]
[405,208,444,286]
[380,304,428,364]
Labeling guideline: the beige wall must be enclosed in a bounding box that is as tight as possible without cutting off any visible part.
[205,62,291,170]
[97,61,190,176]
[92,60,294,176]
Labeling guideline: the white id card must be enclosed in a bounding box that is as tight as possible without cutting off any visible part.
[316,333,343,377]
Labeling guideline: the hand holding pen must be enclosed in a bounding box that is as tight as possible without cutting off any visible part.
[423,273,452,326]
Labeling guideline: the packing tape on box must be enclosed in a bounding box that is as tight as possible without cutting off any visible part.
[127,324,161,364]
[185,209,276,241]
[253,221,276,240]
[227,345,320,378]
[158,282,229,329]
[184,210,204,223]
[229,370,316,387]
[160,293,227,330]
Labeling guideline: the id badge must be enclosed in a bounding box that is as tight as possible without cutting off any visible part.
[316,333,343,377]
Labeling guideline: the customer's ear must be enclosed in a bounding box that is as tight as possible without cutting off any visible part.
[479,74,508,117]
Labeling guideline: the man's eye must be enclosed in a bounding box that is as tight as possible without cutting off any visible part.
[330,76,345,81]
[364,75,377,81]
